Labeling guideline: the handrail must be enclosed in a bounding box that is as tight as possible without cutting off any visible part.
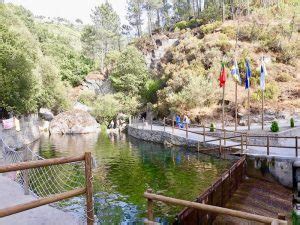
[144,191,287,225]
[0,152,94,225]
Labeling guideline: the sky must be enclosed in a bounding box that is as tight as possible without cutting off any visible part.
[6,0,128,24]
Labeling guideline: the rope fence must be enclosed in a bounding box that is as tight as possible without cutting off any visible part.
[0,138,92,223]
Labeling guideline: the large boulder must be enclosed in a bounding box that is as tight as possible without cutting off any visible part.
[39,108,54,121]
[49,110,100,134]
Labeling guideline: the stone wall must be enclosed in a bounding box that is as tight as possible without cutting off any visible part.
[0,114,40,149]
[246,155,294,188]
[128,125,221,148]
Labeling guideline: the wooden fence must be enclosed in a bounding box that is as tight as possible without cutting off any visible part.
[0,152,94,225]
[131,116,299,157]
[174,155,246,224]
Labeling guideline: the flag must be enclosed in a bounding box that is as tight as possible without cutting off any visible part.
[218,63,227,88]
[245,59,252,89]
[231,59,241,83]
[260,60,268,91]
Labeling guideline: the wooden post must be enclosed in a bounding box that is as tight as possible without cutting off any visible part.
[163,117,166,132]
[84,152,94,225]
[219,138,222,157]
[241,135,244,153]
[203,125,206,145]
[223,129,226,145]
[296,136,298,157]
[172,116,174,134]
[248,88,250,131]
[23,148,29,195]
[186,124,188,140]
[235,82,238,131]
[147,189,154,222]
[245,133,248,149]
[262,90,264,130]
[267,135,270,155]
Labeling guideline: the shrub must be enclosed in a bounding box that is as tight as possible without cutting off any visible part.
[142,79,162,103]
[210,123,215,132]
[275,73,293,82]
[200,21,222,34]
[251,82,280,101]
[221,25,236,39]
[270,121,279,132]
[290,118,295,128]
[187,18,200,29]
[174,21,188,30]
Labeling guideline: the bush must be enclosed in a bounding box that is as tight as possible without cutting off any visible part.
[275,73,293,82]
[91,95,121,124]
[251,82,280,101]
[290,118,295,128]
[221,26,236,39]
[174,21,188,30]
[200,21,222,34]
[270,121,279,132]
[210,123,215,132]
[142,79,162,103]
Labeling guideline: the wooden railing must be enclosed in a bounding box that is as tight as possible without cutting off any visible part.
[144,190,287,225]
[0,152,94,225]
[175,156,246,224]
[131,116,299,157]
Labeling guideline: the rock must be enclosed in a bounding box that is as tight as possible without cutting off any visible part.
[39,120,50,132]
[81,71,113,95]
[239,119,247,126]
[73,102,91,112]
[39,108,54,121]
[49,110,100,134]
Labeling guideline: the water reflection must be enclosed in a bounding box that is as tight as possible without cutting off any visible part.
[37,131,231,224]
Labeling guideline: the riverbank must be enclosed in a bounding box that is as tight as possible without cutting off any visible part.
[0,175,80,225]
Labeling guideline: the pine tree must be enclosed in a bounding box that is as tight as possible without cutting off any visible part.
[127,0,144,37]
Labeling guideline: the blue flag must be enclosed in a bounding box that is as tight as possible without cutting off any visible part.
[245,59,252,89]
[260,61,267,91]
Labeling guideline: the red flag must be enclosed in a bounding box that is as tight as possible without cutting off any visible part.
[218,63,227,88]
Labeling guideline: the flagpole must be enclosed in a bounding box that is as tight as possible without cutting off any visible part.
[248,88,250,130]
[235,82,238,131]
[262,90,264,130]
[222,85,225,144]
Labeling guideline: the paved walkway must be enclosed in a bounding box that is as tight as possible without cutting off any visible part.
[132,123,298,158]
[0,175,80,225]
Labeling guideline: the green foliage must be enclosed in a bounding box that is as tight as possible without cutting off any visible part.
[221,25,236,39]
[109,46,149,95]
[142,79,162,103]
[0,24,37,114]
[252,82,280,101]
[174,21,188,30]
[200,21,222,34]
[290,118,295,128]
[210,123,215,132]
[270,121,279,132]
[91,95,121,124]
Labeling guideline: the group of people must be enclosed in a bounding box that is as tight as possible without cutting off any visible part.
[175,115,190,128]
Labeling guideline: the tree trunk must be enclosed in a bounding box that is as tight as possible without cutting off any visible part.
[147,9,152,36]
[156,9,161,29]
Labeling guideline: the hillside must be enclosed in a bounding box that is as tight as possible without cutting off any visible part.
[130,4,300,125]
[0,4,92,114]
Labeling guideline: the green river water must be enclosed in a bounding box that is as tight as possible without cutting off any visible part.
[36,131,232,224]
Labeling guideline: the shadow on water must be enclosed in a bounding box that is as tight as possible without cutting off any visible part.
[34,131,232,224]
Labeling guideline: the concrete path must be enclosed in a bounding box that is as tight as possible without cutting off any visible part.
[132,123,298,158]
[0,175,80,225]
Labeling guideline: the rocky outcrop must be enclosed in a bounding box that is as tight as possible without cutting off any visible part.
[73,102,91,112]
[49,110,100,134]
[39,108,54,121]
[81,71,113,95]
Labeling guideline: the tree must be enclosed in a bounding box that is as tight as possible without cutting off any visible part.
[143,0,163,35]
[0,24,38,114]
[82,2,121,71]
[127,0,144,37]
[108,46,149,95]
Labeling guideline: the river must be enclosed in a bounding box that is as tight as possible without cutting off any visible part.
[34,130,232,224]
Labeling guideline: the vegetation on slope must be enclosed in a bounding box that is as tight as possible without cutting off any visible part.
[0,4,93,114]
